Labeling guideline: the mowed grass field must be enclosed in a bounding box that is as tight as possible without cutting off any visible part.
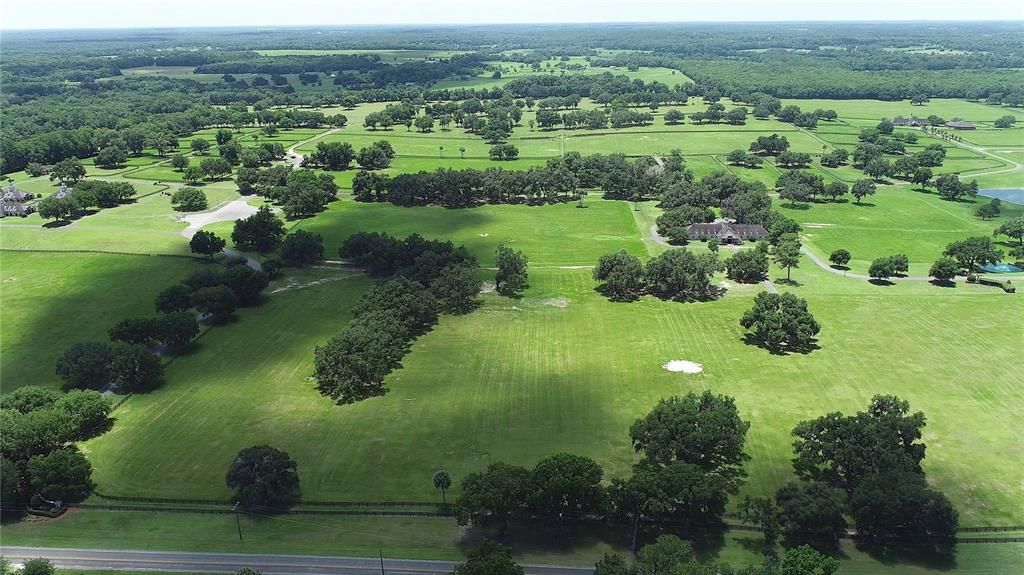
[3,96,1023,572]
[0,253,204,392]
[65,197,1024,529]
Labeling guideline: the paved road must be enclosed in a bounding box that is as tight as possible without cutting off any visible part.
[0,546,594,575]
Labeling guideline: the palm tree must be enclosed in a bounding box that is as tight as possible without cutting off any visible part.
[439,145,444,159]
[432,470,452,505]
[459,146,466,159]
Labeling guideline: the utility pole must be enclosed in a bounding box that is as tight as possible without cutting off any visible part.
[379,549,385,575]
[232,501,243,541]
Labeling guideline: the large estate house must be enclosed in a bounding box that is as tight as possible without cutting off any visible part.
[0,182,35,218]
[686,219,768,244]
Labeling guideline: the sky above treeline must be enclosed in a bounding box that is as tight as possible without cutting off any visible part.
[2,0,1022,30]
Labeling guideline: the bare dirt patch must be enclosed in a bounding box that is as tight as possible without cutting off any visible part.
[543,297,569,308]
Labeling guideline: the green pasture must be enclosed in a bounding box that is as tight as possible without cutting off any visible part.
[0,178,241,254]
[74,253,1023,526]
[0,252,203,392]
[779,183,1024,274]
[288,198,644,267]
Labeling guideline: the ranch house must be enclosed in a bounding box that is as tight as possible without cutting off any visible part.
[686,219,768,244]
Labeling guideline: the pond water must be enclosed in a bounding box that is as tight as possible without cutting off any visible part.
[979,188,1024,206]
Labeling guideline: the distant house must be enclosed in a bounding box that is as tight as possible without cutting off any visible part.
[892,116,928,127]
[946,120,976,130]
[686,219,768,244]
[0,182,34,218]
[53,182,74,199]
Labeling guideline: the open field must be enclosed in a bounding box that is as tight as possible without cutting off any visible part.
[3,94,1023,573]
[0,252,203,392]
[780,185,1024,275]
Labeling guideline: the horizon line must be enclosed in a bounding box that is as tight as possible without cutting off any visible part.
[4,18,1023,33]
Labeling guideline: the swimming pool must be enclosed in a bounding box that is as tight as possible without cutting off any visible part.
[979,262,1024,273]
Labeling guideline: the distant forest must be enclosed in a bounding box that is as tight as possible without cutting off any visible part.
[3,22,1023,173]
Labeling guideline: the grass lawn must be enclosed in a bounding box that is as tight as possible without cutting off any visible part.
[778,184,1024,275]
[77,229,1023,527]
[3,96,1023,575]
[4,509,1021,573]
[287,198,645,267]
[0,252,203,392]
[0,179,241,254]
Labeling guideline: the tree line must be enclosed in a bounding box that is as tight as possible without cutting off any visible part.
[448,391,957,559]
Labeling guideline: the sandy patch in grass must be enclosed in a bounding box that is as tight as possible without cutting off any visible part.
[803,223,836,228]
[543,297,569,308]
[662,360,703,374]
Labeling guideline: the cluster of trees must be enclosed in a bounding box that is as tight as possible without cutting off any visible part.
[941,236,1004,274]
[303,139,395,170]
[656,170,803,244]
[455,390,751,552]
[690,103,748,125]
[170,187,208,212]
[225,445,300,507]
[868,254,910,281]
[593,538,839,575]
[593,249,723,302]
[933,174,979,202]
[740,292,821,353]
[231,206,287,252]
[456,453,606,533]
[54,341,164,394]
[351,156,590,207]
[792,395,958,542]
[1,386,113,511]
[155,258,271,322]
[315,233,482,404]
[36,178,137,223]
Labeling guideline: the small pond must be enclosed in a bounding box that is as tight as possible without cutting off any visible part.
[979,188,1024,206]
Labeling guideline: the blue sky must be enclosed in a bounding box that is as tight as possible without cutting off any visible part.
[2,0,1021,30]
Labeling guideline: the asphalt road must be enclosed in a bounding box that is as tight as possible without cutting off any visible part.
[0,546,595,575]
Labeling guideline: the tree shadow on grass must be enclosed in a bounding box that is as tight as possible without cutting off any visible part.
[741,333,821,356]
[829,264,850,271]
[856,541,958,572]
[852,201,877,207]
[774,277,803,287]
[929,279,957,288]
[868,278,895,286]
[41,220,74,229]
